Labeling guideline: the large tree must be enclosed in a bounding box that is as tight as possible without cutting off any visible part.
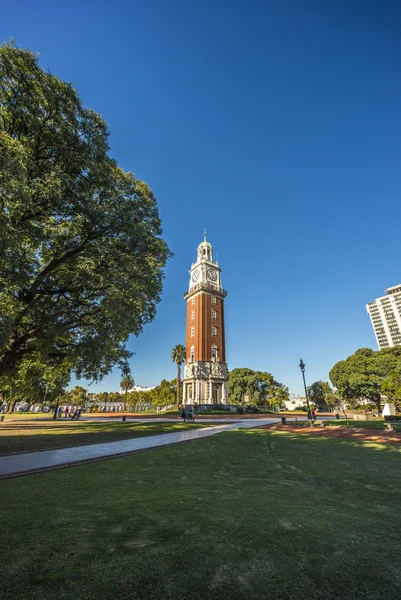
[228,368,289,408]
[66,385,88,407]
[171,344,186,408]
[0,353,70,413]
[381,371,401,406]
[0,42,170,383]
[329,347,401,414]
[307,381,335,411]
[150,379,176,407]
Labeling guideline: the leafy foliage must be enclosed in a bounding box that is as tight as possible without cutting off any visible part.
[228,368,289,407]
[127,379,176,409]
[0,42,170,386]
[329,347,401,413]
[307,381,336,410]
[120,372,135,411]
[171,344,186,407]
[381,371,401,404]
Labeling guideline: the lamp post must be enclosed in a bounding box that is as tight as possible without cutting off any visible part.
[299,359,312,420]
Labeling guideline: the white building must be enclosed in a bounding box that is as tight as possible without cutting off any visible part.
[366,285,401,349]
[283,396,308,411]
[122,385,155,394]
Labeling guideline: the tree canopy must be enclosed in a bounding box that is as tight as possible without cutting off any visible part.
[329,347,401,413]
[228,368,289,407]
[0,42,170,387]
[307,381,336,410]
[127,379,176,409]
[171,344,186,407]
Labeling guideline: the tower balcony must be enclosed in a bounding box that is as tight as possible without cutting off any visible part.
[184,282,227,300]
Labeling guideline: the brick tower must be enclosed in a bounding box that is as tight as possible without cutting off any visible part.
[182,232,228,405]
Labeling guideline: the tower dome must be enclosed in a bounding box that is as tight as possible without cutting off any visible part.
[197,230,213,262]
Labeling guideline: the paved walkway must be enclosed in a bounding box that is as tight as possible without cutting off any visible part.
[0,418,282,479]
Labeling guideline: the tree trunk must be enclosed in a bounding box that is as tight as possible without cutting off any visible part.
[8,399,17,413]
[177,364,181,409]
[52,397,59,420]
[375,396,382,415]
[124,389,127,412]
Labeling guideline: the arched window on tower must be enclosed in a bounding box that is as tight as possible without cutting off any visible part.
[191,310,195,320]
[191,326,195,337]
[211,344,218,359]
[190,346,195,362]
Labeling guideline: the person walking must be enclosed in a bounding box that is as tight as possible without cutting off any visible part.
[64,406,69,418]
[181,408,187,422]
[311,409,316,421]
[188,408,194,422]
[57,406,63,419]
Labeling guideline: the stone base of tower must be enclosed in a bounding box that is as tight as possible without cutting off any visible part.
[182,360,228,405]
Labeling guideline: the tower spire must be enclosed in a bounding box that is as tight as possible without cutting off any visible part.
[203,228,207,242]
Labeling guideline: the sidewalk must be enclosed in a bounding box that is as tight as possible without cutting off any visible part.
[0,418,279,479]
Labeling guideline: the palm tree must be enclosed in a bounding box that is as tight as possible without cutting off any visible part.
[171,344,186,408]
[120,374,135,412]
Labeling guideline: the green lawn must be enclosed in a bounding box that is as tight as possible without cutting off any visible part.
[0,421,213,455]
[1,412,52,419]
[325,418,401,430]
[1,429,401,599]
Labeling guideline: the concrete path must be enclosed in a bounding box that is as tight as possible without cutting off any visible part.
[0,418,281,479]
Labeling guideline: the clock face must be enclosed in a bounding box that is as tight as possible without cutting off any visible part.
[192,270,200,283]
[207,268,218,282]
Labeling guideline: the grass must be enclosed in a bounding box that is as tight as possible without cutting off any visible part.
[324,418,401,430]
[1,428,401,599]
[0,412,52,419]
[0,421,214,455]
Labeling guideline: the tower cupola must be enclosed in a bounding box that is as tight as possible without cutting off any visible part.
[197,230,213,262]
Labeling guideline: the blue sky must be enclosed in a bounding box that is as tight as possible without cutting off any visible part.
[2,1,400,395]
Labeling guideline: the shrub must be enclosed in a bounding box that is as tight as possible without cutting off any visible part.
[384,415,401,421]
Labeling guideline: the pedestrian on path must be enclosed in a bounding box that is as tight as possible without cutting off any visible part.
[181,408,187,422]
[188,408,194,422]
[57,406,62,419]
[64,406,69,418]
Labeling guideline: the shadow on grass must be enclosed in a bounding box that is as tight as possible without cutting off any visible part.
[0,422,212,456]
[1,427,401,600]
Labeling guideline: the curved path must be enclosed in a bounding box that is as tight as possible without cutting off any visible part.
[0,418,284,479]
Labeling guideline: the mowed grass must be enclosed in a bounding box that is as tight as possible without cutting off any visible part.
[0,421,213,455]
[325,418,401,430]
[1,429,401,600]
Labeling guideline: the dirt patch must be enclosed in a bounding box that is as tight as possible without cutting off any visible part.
[256,424,401,445]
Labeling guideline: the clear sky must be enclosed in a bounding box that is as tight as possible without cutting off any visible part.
[2,1,400,395]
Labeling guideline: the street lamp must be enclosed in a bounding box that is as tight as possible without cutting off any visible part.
[299,359,312,420]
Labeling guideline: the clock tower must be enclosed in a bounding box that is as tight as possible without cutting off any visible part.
[182,231,228,405]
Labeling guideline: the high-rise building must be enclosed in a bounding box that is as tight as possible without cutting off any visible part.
[182,232,228,404]
[366,285,401,349]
